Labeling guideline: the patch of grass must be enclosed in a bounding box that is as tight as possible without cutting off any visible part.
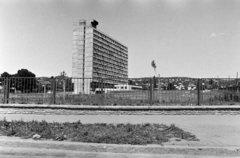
[6,90,240,105]
[0,119,199,145]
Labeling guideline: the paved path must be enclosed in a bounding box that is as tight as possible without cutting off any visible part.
[0,136,239,158]
[1,148,237,158]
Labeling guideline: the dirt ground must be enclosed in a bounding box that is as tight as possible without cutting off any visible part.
[1,114,240,147]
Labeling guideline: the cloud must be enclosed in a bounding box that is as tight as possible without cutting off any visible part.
[164,0,188,8]
[220,33,226,36]
[131,0,153,7]
[210,33,217,38]
[209,32,227,38]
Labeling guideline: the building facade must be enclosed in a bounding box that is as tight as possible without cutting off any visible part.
[72,19,128,94]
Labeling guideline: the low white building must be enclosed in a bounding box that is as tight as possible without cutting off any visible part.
[95,85,142,94]
[175,84,185,90]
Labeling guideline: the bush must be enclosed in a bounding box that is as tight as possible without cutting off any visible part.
[0,119,199,145]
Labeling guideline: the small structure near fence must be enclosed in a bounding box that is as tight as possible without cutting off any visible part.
[0,77,239,105]
[95,85,142,94]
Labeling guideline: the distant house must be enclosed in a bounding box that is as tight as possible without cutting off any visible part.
[175,83,185,90]
[188,83,196,90]
[10,87,16,93]
[0,85,4,94]
[160,83,167,90]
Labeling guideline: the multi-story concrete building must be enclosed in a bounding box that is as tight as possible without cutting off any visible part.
[72,19,128,94]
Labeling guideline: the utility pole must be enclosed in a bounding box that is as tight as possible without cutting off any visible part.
[158,74,161,104]
[237,72,239,93]
[61,71,66,102]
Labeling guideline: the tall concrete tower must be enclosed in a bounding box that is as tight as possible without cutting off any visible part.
[72,19,128,94]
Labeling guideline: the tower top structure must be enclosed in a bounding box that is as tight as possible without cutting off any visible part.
[78,19,98,29]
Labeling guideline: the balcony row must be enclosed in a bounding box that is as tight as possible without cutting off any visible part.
[93,30,127,51]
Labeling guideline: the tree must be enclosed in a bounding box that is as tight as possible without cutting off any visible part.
[65,78,74,92]
[153,76,157,88]
[0,72,12,89]
[14,69,36,93]
[60,71,66,77]
[55,71,74,92]
[60,71,66,93]
[209,79,214,85]
[167,82,175,90]
[15,69,36,77]
[1,69,37,93]
[128,79,135,85]
[1,72,12,78]
[151,60,157,75]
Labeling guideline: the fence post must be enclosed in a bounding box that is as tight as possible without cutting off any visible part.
[236,79,239,93]
[197,79,202,106]
[149,78,153,105]
[3,78,6,103]
[52,77,56,104]
[158,74,161,104]
[4,78,10,104]
[63,79,66,102]
[101,78,104,105]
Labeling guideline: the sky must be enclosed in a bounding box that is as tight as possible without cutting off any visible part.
[1,0,240,78]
